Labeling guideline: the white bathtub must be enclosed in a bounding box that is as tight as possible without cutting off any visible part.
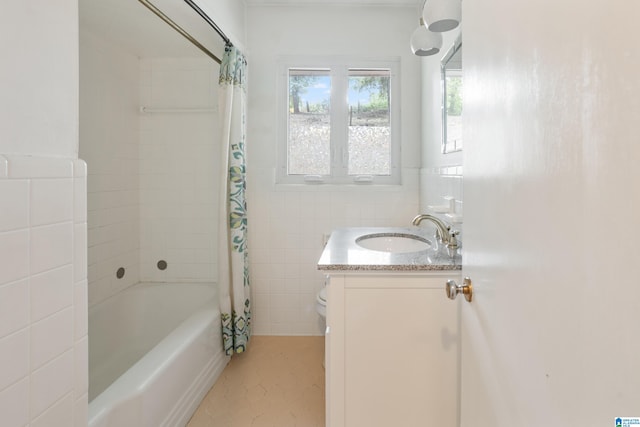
[88,282,229,427]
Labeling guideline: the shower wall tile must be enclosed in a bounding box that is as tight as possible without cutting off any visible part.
[30,350,74,418]
[6,155,74,179]
[30,308,74,371]
[0,279,29,337]
[74,336,89,397]
[31,394,74,427]
[31,178,74,226]
[80,31,141,307]
[74,161,88,223]
[74,394,88,427]
[138,58,219,284]
[0,378,29,427]
[0,179,29,232]
[0,230,29,285]
[74,223,88,284]
[30,223,74,275]
[74,280,89,339]
[30,265,74,323]
[0,329,29,390]
[0,155,88,426]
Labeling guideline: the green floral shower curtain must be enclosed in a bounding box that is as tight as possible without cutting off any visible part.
[218,44,250,355]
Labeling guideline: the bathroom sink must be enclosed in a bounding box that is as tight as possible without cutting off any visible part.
[355,233,431,253]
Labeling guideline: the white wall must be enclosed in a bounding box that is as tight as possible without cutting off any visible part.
[0,2,79,158]
[196,0,247,50]
[0,2,88,426]
[419,29,463,228]
[80,30,141,308]
[139,58,220,283]
[246,5,422,335]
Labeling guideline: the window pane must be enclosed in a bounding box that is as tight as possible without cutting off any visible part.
[288,69,331,175]
[347,69,391,176]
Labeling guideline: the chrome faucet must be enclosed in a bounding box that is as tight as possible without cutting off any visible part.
[411,214,460,256]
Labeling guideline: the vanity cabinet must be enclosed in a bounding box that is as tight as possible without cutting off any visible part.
[325,272,460,427]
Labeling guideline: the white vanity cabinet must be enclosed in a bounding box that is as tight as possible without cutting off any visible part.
[325,272,460,427]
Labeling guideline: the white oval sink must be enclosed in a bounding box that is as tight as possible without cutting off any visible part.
[355,233,431,253]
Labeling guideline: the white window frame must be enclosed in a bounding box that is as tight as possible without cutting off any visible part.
[276,56,401,185]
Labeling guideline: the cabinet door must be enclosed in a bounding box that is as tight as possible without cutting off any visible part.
[344,286,458,427]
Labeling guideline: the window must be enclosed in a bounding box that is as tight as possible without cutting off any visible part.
[278,58,400,184]
[287,69,332,176]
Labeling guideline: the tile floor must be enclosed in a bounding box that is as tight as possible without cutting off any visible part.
[187,336,325,427]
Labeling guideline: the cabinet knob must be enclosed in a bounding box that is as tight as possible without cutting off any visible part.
[445,277,473,302]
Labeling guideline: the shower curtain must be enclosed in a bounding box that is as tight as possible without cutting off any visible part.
[218,44,251,355]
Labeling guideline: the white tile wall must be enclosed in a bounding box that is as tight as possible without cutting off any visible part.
[31,395,74,427]
[30,350,74,417]
[80,30,140,307]
[0,155,88,426]
[31,223,74,275]
[0,279,29,338]
[138,58,219,283]
[419,165,464,238]
[0,329,29,389]
[0,378,29,426]
[0,230,29,285]
[0,180,29,230]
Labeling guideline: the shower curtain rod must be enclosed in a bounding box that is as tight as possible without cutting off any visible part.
[183,0,231,46]
[137,0,224,64]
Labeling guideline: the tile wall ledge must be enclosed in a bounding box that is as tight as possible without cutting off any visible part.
[421,165,463,176]
[265,167,421,193]
[0,155,86,179]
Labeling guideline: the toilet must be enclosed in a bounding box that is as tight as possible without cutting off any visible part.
[315,286,327,368]
[316,286,327,320]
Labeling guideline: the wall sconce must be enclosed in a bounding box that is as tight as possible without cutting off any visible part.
[410,17,443,56]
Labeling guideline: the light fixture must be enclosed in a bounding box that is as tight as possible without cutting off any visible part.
[410,18,443,57]
[423,0,461,32]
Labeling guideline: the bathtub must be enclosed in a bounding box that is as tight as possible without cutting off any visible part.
[88,282,229,427]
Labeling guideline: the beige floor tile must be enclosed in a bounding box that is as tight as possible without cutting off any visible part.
[187,336,325,427]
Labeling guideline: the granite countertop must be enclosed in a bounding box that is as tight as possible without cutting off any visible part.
[317,227,462,271]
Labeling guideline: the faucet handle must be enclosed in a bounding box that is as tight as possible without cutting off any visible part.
[445,230,460,258]
[448,229,460,248]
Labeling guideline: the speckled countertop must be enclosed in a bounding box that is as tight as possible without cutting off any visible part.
[317,227,462,271]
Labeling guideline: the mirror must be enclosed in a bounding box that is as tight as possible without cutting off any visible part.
[441,35,462,153]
